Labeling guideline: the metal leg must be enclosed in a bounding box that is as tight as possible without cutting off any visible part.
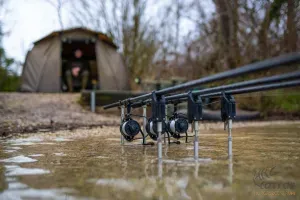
[164,105,168,144]
[228,156,233,184]
[193,121,199,161]
[120,106,125,145]
[140,129,146,145]
[158,159,163,179]
[166,131,171,144]
[228,119,233,158]
[157,122,163,160]
[164,143,168,157]
[194,162,199,178]
[91,90,96,112]
[142,105,147,144]
[185,132,188,143]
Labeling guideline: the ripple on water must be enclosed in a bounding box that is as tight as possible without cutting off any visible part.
[6,177,17,182]
[104,138,120,142]
[8,182,28,189]
[4,150,17,153]
[5,137,55,146]
[5,165,50,176]
[0,188,76,200]
[6,137,43,145]
[29,154,44,157]
[163,157,212,164]
[54,137,73,142]
[96,156,109,159]
[8,147,22,150]
[90,178,136,191]
[0,156,37,163]
[54,153,67,156]
[186,146,212,151]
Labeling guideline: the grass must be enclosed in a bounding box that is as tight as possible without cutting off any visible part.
[236,89,300,117]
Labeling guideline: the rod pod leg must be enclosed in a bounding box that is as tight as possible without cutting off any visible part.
[120,105,125,145]
[157,122,163,160]
[164,105,168,144]
[227,119,233,158]
[142,105,147,144]
[90,90,96,112]
[185,132,188,143]
[166,131,171,144]
[193,121,199,161]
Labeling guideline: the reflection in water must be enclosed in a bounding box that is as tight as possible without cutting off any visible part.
[158,160,163,179]
[29,154,44,157]
[0,155,37,163]
[92,178,136,191]
[228,157,233,185]
[5,165,50,176]
[1,187,76,200]
[0,124,299,199]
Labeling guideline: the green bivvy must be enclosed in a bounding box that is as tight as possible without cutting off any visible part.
[21,27,129,92]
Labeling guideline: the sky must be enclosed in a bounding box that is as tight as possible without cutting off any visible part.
[3,0,69,62]
[2,0,214,73]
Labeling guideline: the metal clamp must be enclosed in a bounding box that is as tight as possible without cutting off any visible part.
[187,92,203,123]
[221,93,236,123]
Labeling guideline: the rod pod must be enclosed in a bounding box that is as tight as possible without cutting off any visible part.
[120,105,125,145]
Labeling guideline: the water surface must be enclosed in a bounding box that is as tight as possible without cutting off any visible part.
[0,123,299,199]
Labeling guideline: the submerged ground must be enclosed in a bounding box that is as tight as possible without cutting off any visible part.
[0,122,299,200]
[0,93,299,199]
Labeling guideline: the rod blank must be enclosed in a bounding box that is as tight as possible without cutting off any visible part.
[201,80,300,98]
[166,70,300,101]
[157,53,300,96]
[103,53,300,109]
[131,71,300,107]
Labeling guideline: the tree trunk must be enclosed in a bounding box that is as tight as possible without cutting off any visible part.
[286,0,297,52]
[215,0,240,69]
[258,6,271,59]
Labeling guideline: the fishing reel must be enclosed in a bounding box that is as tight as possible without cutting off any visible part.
[166,100,189,142]
[167,114,189,139]
[119,102,146,144]
[120,118,141,142]
[146,118,167,141]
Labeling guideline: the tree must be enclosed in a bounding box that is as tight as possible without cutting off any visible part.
[70,0,159,80]
[0,0,19,91]
[44,0,68,30]
[214,0,241,69]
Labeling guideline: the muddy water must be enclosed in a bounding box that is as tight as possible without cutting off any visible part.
[0,124,299,200]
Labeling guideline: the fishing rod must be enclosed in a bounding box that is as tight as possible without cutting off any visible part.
[103,52,300,109]
[130,70,300,107]
[201,79,300,98]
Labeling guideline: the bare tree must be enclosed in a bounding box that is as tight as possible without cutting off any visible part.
[44,0,68,30]
[64,0,299,81]
[70,0,159,81]
[214,0,241,69]
[286,0,297,52]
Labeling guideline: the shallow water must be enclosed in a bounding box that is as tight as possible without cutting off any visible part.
[0,124,299,200]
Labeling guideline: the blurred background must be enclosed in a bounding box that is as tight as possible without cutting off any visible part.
[0,0,300,117]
